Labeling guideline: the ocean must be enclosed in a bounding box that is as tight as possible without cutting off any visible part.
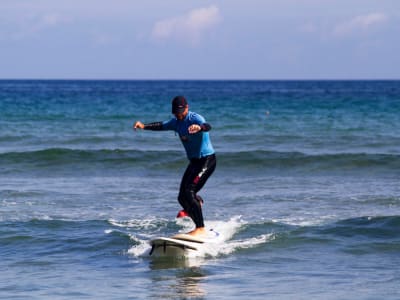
[0,80,399,299]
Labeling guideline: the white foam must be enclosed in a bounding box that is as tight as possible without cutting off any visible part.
[127,233,151,257]
[193,218,274,258]
[174,215,242,237]
[108,217,166,230]
[216,233,275,256]
[127,216,273,259]
[272,214,337,227]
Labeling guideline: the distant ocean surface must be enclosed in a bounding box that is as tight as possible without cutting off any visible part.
[1,80,399,299]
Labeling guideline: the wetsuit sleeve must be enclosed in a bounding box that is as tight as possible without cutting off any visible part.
[200,123,211,132]
[143,119,176,131]
[192,113,211,132]
[143,122,163,130]
[162,118,177,131]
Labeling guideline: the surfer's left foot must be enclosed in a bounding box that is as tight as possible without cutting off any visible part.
[187,227,206,237]
[176,210,189,218]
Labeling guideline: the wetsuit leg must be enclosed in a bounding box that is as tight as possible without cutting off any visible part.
[177,154,216,228]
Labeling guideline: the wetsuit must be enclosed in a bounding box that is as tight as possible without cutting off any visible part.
[143,111,216,228]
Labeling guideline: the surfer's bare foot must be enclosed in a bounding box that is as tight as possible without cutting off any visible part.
[187,227,206,236]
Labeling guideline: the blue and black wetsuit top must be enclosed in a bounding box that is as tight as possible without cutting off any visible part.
[144,111,214,160]
[162,111,215,160]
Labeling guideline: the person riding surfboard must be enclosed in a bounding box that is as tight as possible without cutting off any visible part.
[134,96,216,237]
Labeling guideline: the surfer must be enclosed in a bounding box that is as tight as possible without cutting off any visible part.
[134,96,216,237]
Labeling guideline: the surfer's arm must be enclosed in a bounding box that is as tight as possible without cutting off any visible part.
[133,121,163,130]
[144,122,163,130]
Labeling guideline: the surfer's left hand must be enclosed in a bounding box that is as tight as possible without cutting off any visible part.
[188,124,201,134]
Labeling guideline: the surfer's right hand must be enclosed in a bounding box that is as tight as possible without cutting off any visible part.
[133,121,144,130]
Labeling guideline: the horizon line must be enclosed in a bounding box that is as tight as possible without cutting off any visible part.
[1,78,400,81]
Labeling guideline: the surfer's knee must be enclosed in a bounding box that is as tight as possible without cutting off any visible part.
[196,194,204,205]
[178,184,201,211]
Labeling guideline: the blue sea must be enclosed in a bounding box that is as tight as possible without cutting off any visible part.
[1,80,399,299]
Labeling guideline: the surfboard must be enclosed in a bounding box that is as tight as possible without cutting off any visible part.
[149,230,219,258]
[149,237,200,257]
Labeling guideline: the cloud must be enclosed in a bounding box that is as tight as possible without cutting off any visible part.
[32,13,71,32]
[333,13,388,37]
[151,5,221,46]
[5,13,72,41]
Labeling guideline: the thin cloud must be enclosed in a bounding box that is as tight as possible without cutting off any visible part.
[151,5,221,46]
[7,13,72,40]
[333,13,388,37]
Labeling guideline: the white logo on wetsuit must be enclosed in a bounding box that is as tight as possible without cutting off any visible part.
[198,167,207,178]
[193,167,207,184]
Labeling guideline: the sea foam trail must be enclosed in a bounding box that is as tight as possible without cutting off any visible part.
[126,216,272,258]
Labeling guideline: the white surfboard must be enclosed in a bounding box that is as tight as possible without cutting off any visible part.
[149,230,219,258]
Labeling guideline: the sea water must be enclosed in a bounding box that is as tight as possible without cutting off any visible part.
[1,80,399,299]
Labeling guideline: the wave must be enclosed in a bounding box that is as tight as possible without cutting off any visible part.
[220,150,400,170]
[243,216,400,255]
[0,148,184,176]
[1,148,399,176]
[0,218,136,261]
[2,215,399,262]
[318,215,400,239]
[127,215,400,258]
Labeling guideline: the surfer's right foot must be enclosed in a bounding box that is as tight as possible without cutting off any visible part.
[187,227,206,237]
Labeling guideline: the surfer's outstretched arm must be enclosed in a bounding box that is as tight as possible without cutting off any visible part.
[133,121,163,130]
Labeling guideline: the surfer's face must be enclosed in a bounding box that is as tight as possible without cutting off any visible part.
[174,106,188,120]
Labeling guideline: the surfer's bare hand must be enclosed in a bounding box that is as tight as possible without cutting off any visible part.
[134,121,144,130]
[188,124,201,134]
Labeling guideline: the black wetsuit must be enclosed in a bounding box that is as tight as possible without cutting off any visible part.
[178,154,216,227]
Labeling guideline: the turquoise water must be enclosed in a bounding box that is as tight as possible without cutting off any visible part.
[1,80,399,299]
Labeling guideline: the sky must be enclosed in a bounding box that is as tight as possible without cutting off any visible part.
[0,0,399,79]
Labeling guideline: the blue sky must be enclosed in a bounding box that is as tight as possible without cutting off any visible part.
[0,0,399,79]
